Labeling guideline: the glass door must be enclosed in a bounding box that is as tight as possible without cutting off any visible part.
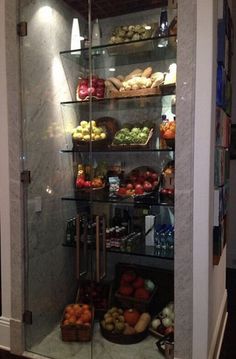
[20,0,94,358]
[21,0,177,358]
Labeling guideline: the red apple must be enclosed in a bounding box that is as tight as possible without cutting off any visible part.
[126,183,133,190]
[143,181,152,192]
[95,88,105,98]
[79,88,88,99]
[76,178,85,188]
[144,171,152,179]
[151,172,159,181]
[135,186,144,195]
[87,87,96,96]
[80,79,88,86]
[97,79,105,87]
[118,187,126,196]
[84,181,91,188]
[137,176,145,184]
[92,78,98,87]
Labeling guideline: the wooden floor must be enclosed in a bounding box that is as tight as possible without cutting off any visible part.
[0,268,235,359]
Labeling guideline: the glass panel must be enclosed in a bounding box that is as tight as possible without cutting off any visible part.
[20,1,93,358]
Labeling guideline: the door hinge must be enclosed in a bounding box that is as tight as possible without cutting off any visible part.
[21,170,31,184]
[17,22,27,37]
[23,310,32,325]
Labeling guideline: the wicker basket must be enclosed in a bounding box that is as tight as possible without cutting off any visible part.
[60,304,94,342]
[114,263,158,313]
[111,129,154,150]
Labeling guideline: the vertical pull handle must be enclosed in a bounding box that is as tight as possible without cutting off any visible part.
[76,215,80,279]
[96,215,100,282]
[76,215,88,279]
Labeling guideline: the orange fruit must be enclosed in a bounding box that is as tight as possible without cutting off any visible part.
[63,319,70,325]
[65,305,74,312]
[82,304,90,312]
[81,311,92,323]
[64,312,70,320]
[68,315,77,325]
[75,319,83,325]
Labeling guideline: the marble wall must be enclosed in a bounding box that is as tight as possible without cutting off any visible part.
[174,0,196,358]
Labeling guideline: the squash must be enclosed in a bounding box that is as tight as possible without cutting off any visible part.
[134,313,151,333]
[123,309,140,326]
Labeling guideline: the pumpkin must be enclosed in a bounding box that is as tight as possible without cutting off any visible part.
[118,285,133,296]
[124,309,140,327]
[134,287,150,300]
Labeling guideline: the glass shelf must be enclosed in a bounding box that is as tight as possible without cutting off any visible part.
[61,189,174,207]
[60,91,175,108]
[60,35,177,68]
[62,242,174,260]
[60,148,175,153]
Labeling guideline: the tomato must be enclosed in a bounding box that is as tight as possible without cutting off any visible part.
[143,181,152,192]
[121,271,136,283]
[118,285,133,297]
[126,183,133,190]
[133,277,145,289]
[124,309,140,327]
[134,287,150,300]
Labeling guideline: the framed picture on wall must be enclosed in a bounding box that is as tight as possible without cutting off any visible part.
[230,124,236,159]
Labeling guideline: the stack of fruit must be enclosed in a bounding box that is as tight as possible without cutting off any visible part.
[116,270,155,302]
[117,168,159,197]
[62,303,92,327]
[76,76,105,100]
[72,120,107,143]
[101,307,151,337]
[112,126,151,146]
[150,302,174,337]
[159,162,175,202]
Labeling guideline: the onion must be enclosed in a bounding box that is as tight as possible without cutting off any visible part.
[162,317,172,328]
[162,307,172,317]
[151,318,161,330]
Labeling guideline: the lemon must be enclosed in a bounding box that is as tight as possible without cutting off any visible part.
[91,120,96,127]
[94,134,101,141]
[80,120,88,128]
[73,132,83,140]
[83,134,90,141]
[93,127,102,135]
[76,125,83,132]
[100,133,106,139]
[82,128,89,136]
[91,133,96,140]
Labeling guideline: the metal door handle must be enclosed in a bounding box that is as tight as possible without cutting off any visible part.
[76,215,87,279]
[95,215,107,282]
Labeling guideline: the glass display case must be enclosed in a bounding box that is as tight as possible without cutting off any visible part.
[21,1,177,358]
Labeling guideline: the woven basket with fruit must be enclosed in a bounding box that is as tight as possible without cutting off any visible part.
[114,268,157,312]
[100,306,151,344]
[60,303,94,342]
[117,166,160,198]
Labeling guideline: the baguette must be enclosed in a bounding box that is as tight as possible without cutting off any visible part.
[141,66,153,78]
[105,80,119,94]
[125,68,143,81]
[116,75,125,82]
[108,77,123,90]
